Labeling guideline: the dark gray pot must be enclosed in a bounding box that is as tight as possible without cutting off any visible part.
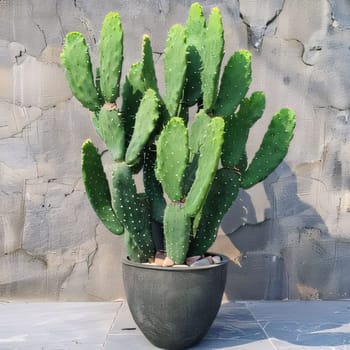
[122,255,228,350]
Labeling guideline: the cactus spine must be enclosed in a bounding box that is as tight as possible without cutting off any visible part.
[61,3,295,264]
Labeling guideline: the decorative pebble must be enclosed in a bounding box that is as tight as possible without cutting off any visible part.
[212,255,222,264]
[186,255,201,266]
[162,256,175,267]
[190,256,213,267]
[154,251,166,266]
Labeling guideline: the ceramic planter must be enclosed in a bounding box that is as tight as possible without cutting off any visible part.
[122,254,228,350]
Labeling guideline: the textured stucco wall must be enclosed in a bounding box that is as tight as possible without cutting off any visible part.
[1,0,350,301]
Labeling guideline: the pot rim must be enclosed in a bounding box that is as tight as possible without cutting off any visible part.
[121,253,229,271]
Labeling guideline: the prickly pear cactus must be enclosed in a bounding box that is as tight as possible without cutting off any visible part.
[61,12,160,262]
[61,4,295,264]
[153,2,295,263]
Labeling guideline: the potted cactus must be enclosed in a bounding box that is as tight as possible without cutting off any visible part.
[61,3,295,349]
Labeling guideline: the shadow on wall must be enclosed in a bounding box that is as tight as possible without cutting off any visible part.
[220,162,346,301]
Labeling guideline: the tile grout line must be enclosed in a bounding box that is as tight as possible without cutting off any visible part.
[244,302,278,350]
[102,301,123,348]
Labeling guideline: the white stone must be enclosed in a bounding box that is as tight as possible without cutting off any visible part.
[212,256,222,264]
[190,257,213,267]
[172,264,189,268]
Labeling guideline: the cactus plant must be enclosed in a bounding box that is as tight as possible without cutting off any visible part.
[61,3,295,265]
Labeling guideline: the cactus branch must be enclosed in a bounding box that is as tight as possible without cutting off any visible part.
[163,24,187,117]
[125,89,160,166]
[202,7,224,111]
[99,12,123,102]
[81,139,124,235]
[156,117,189,201]
[185,117,225,217]
[241,108,296,189]
[214,50,252,117]
[164,203,191,264]
[61,32,101,112]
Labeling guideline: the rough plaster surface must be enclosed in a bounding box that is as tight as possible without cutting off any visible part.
[1,0,350,301]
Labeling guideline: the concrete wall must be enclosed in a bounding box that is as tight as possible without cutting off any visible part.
[1,0,350,301]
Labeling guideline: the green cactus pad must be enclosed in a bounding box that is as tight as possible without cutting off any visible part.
[185,117,225,217]
[182,153,200,198]
[164,203,191,264]
[124,35,158,95]
[122,35,160,146]
[188,109,211,160]
[121,76,142,144]
[236,152,248,173]
[184,2,206,106]
[126,33,158,94]
[98,108,125,161]
[163,24,187,117]
[61,32,101,112]
[125,89,160,166]
[142,35,158,93]
[121,42,158,143]
[92,111,102,138]
[81,139,123,235]
[156,117,189,201]
[121,61,148,145]
[202,7,224,112]
[95,67,105,107]
[239,91,266,126]
[179,104,189,124]
[128,61,146,93]
[241,108,296,189]
[214,50,252,117]
[123,193,154,262]
[144,147,166,223]
[99,12,123,102]
[188,169,240,256]
[185,2,205,54]
[183,110,211,194]
[124,229,149,263]
[221,91,265,168]
[111,162,155,258]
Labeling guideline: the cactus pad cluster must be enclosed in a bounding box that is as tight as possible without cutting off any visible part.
[61,3,296,264]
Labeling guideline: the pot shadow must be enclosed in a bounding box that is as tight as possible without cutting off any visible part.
[220,162,335,301]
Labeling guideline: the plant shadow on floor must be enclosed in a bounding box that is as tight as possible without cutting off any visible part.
[190,302,350,349]
[188,162,350,347]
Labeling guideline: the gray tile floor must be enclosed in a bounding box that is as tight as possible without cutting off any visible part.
[0,300,350,349]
